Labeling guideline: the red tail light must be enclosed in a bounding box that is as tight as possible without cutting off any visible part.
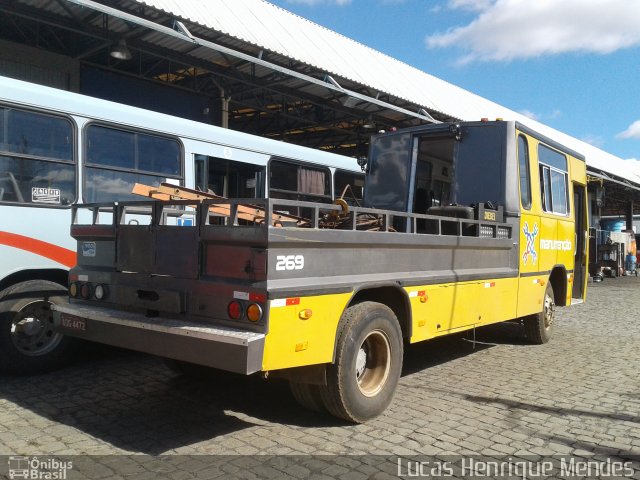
[228,301,242,320]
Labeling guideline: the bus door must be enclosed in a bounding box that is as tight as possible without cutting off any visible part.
[572,183,587,301]
[194,153,265,199]
[516,134,542,318]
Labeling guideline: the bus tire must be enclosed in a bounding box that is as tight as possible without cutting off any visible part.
[319,301,403,423]
[289,382,326,413]
[0,280,79,375]
[524,282,555,344]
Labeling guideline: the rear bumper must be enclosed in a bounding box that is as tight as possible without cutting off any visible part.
[52,303,265,375]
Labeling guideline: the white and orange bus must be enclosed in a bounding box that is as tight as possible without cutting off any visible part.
[0,75,363,374]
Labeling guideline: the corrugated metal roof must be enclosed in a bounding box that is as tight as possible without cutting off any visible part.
[133,0,640,184]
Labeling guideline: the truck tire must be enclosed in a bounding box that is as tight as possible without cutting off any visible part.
[524,282,555,344]
[290,382,326,413]
[319,301,403,423]
[0,280,78,375]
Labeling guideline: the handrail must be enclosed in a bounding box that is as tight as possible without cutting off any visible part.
[70,199,513,240]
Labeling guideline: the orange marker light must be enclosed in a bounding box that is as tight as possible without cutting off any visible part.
[247,303,263,322]
[298,309,313,320]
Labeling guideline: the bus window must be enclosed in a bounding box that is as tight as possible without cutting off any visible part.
[538,144,568,215]
[416,136,454,209]
[518,135,531,210]
[195,155,263,198]
[0,107,75,206]
[269,159,331,203]
[6,109,72,160]
[84,124,181,202]
[334,169,364,205]
[139,135,181,176]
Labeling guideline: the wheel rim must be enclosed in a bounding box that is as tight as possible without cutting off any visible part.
[10,300,63,356]
[355,329,391,397]
[543,292,555,330]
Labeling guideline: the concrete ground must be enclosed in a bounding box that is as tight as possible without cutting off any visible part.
[0,276,639,478]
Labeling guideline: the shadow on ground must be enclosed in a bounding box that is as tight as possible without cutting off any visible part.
[0,320,530,454]
[403,320,529,375]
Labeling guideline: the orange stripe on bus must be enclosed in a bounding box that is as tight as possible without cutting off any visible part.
[0,231,76,268]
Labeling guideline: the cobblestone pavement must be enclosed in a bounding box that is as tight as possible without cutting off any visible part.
[0,277,639,478]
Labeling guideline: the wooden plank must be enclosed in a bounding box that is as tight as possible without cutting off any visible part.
[132,183,307,226]
[131,184,172,201]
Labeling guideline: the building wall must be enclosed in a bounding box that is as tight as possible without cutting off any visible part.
[0,39,80,91]
[80,66,218,125]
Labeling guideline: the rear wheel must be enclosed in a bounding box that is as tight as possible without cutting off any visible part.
[0,280,79,375]
[319,302,403,423]
[524,282,555,344]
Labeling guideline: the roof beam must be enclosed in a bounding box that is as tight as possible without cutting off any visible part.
[61,0,439,125]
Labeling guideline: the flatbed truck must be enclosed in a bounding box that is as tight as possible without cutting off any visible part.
[52,120,589,422]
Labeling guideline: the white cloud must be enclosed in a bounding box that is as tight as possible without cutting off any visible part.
[617,120,640,139]
[426,0,640,63]
[449,0,494,11]
[285,0,351,5]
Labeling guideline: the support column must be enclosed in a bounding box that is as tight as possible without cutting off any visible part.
[221,94,230,129]
[626,200,634,231]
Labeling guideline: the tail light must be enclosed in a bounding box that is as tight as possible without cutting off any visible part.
[80,283,92,299]
[228,301,242,320]
[246,303,263,322]
[94,284,107,300]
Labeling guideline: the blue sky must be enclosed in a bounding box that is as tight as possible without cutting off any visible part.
[269,0,640,168]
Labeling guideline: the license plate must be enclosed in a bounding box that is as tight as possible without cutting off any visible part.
[60,314,87,332]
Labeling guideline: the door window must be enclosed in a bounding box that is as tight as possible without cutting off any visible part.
[194,154,263,199]
[538,144,569,215]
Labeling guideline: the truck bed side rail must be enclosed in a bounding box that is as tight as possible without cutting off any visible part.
[201,198,513,240]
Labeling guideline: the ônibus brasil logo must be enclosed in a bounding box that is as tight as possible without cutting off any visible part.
[8,456,73,479]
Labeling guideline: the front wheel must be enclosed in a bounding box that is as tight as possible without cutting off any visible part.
[319,302,403,423]
[524,282,555,344]
[0,280,79,375]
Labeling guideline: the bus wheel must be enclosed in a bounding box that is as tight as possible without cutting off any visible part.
[319,302,403,423]
[290,382,326,413]
[0,280,79,375]
[524,282,555,344]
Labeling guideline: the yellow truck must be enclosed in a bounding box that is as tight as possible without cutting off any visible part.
[52,120,588,423]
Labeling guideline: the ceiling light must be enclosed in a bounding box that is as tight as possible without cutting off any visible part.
[110,39,132,61]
